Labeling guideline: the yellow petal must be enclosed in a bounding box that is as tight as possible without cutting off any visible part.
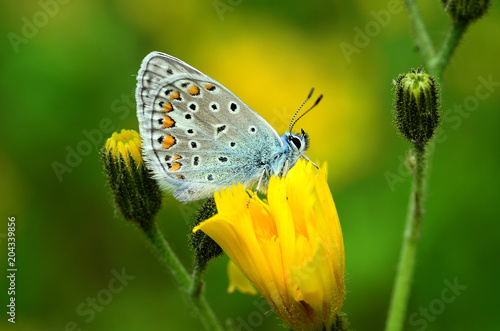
[105,129,144,167]
[227,260,257,295]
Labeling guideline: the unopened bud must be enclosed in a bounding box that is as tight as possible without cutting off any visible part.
[393,69,441,145]
[441,0,491,24]
[190,198,223,271]
[102,129,162,229]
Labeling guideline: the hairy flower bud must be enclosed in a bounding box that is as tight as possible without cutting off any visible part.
[441,0,491,23]
[393,69,440,145]
[190,198,223,272]
[102,129,162,229]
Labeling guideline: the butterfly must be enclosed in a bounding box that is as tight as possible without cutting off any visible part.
[136,52,321,203]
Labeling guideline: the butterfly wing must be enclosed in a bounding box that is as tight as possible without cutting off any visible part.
[136,52,284,203]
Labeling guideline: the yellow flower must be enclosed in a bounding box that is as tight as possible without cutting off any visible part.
[193,160,345,330]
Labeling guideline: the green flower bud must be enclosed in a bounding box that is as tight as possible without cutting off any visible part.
[190,198,223,272]
[102,129,162,229]
[393,69,441,146]
[441,0,491,23]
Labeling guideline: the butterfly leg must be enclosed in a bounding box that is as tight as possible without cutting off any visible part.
[247,168,269,208]
[282,159,289,176]
[255,168,269,192]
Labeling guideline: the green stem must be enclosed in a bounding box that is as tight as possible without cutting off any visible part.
[385,4,471,331]
[429,21,469,77]
[385,143,426,331]
[144,222,190,288]
[143,223,224,331]
[404,0,435,63]
[189,264,204,298]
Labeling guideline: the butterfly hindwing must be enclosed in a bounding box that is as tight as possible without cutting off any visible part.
[136,52,284,202]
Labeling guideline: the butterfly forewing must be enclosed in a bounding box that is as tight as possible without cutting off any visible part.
[136,52,284,202]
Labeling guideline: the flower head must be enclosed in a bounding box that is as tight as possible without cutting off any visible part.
[193,160,345,330]
[105,129,143,167]
[102,129,162,228]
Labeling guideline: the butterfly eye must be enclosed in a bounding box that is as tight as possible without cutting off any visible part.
[290,136,302,150]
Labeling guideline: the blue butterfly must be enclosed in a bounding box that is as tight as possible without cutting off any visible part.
[136,52,321,203]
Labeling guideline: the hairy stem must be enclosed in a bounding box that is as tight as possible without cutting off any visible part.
[429,21,469,77]
[404,0,435,63]
[385,143,426,331]
[189,264,204,298]
[144,223,224,331]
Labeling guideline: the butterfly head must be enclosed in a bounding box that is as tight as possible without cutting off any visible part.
[286,129,310,155]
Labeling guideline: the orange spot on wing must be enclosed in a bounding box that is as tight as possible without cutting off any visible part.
[173,155,182,160]
[204,84,215,91]
[163,102,173,112]
[169,91,181,100]
[176,174,184,179]
[170,162,181,171]
[163,116,175,128]
[187,84,200,96]
[162,135,176,149]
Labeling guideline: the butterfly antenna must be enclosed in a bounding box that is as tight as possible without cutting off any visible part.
[290,94,323,132]
[289,88,315,134]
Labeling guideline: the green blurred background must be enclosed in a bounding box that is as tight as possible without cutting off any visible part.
[1,0,499,330]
